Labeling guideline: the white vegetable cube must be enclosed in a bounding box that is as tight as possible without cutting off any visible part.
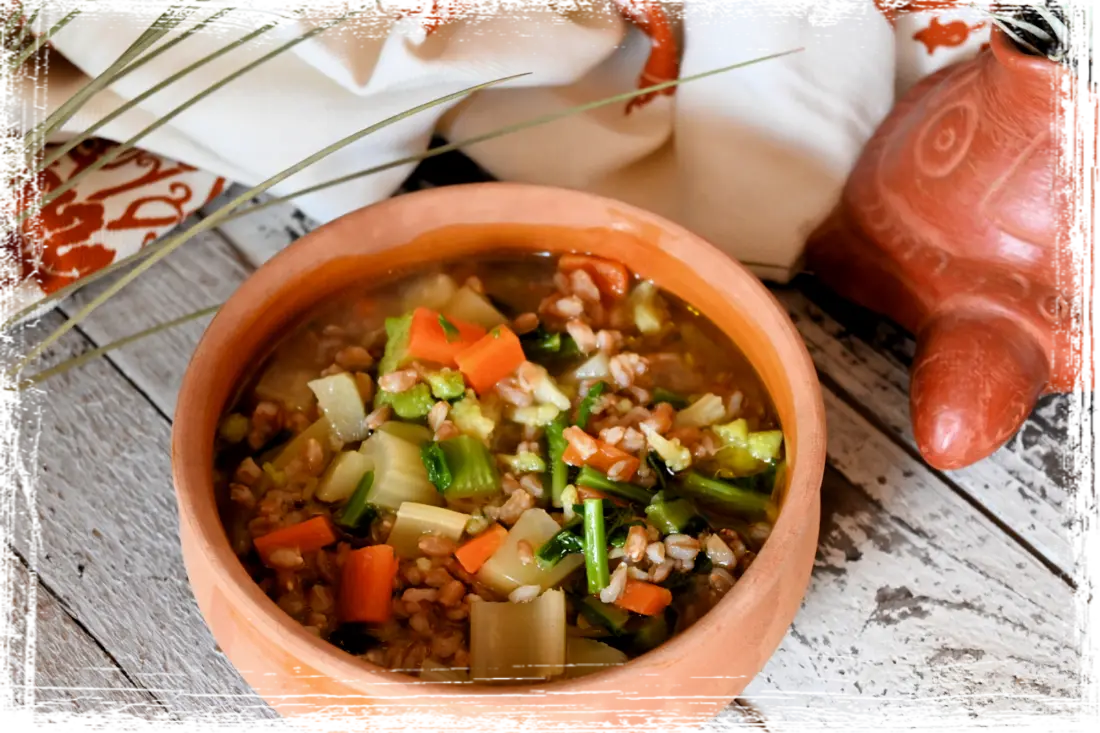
[307,373,368,442]
[402,273,458,312]
[360,430,441,510]
[387,503,470,558]
[441,286,508,329]
[314,450,373,503]
[470,589,566,681]
[477,509,584,595]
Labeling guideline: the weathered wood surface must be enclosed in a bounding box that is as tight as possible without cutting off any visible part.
[11,196,1075,725]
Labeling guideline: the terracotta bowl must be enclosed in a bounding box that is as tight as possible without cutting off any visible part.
[171,182,826,729]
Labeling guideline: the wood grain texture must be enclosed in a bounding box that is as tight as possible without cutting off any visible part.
[6,553,162,716]
[744,391,1078,724]
[14,312,276,719]
[778,282,1074,578]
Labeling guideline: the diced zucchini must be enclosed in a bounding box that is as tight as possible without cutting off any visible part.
[747,430,784,462]
[563,637,629,679]
[438,435,501,499]
[477,509,585,595]
[315,450,373,503]
[402,273,458,313]
[712,419,784,476]
[577,596,630,635]
[360,430,441,510]
[426,369,466,400]
[377,421,433,445]
[386,502,471,558]
[420,658,469,683]
[308,373,368,442]
[470,588,566,681]
[673,393,727,429]
[450,392,496,441]
[378,313,413,375]
[375,383,434,419]
[441,286,508,329]
[270,417,340,470]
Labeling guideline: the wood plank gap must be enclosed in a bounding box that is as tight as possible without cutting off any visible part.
[817,368,1075,589]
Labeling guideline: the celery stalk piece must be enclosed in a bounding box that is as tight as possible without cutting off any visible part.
[308,372,369,442]
[378,313,413,375]
[470,589,566,681]
[679,472,772,518]
[576,466,653,504]
[426,369,466,400]
[336,471,376,529]
[270,418,339,470]
[386,502,471,558]
[441,286,507,329]
[546,414,569,507]
[377,421,433,445]
[477,509,584,595]
[360,430,442,510]
[583,498,609,593]
[315,450,373,503]
[563,637,629,679]
[375,383,434,419]
[438,435,501,499]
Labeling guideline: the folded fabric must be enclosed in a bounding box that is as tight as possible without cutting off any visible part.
[7,0,990,312]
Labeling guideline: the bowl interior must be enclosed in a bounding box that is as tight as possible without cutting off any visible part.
[172,182,825,697]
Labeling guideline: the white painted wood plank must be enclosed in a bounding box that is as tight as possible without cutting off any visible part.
[14,313,278,719]
[204,187,320,269]
[776,288,1074,577]
[743,389,1077,726]
[6,554,162,716]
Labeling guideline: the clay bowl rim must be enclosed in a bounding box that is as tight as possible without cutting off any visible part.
[171,181,826,699]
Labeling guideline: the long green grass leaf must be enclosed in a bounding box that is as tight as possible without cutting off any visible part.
[2,49,798,332]
[20,9,365,228]
[111,6,235,83]
[36,15,276,173]
[17,304,221,389]
[8,73,527,378]
[12,8,79,70]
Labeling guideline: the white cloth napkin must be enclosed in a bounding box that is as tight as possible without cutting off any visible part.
[17,0,991,283]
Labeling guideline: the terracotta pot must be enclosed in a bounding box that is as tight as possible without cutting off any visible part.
[172,183,826,729]
[806,28,1081,471]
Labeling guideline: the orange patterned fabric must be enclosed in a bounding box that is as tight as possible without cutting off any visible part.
[16,139,225,297]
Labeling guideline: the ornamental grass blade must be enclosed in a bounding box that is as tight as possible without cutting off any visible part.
[2,48,800,332]
[12,8,79,70]
[8,72,528,379]
[19,8,366,228]
[36,14,278,174]
[17,305,221,390]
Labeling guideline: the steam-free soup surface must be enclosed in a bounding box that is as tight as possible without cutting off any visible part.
[215,253,784,683]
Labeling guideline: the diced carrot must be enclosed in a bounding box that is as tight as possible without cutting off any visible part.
[453,523,508,574]
[454,325,526,394]
[561,429,640,482]
[559,254,630,300]
[339,544,399,624]
[407,307,486,366]
[614,579,673,616]
[254,516,337,565]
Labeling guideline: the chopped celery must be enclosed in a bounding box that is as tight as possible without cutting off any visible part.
[583,498,609,594]
[507,403,561,427]
[271,417,339,470]
[336,471,376,530]
[498,451,547,474]
[426,369,466,400]
[651,387,689,410]
[401,272,458,313]
[438,435,501,499]
[577,596,630,636]
[375,383,434,419]
[420,442,452,492]
[747,430,784,462]
[470,588,566,681]
[308,373,369,442]
[679,471,772,518]
[378,313,413,375]
[441,286,508,329]
[574,381,606,429]
[360,430,441,510]
[450,393,496,441]
[546,415,570,507]
[576,466,654,505]
[316,450,373,503]
[644,491,699,534]
[477,509,584,594]
[218,414,250,444]
[712,419,784,475]
[629,280,669,335]
[674,393,727,429]
[564,637,628,679]
[420,658,469,683]
[386,502,471,558]
[377,421,433,445]
[713,418,750,445]
[640,424,692,472]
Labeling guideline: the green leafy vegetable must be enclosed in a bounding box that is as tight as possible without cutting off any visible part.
[519,325,580,364]
[336,471,377,530]
[574,381,607,429]
[375,383,434,419]
[577,596,630,635]
[438,314,461,342]
[630,612,670,652]
[643,491,699,535]
[576,466,654,505]
[546,414,571,507]
[536,523,585,569]
[583,498,610,594]
[378,313,412,375]
[651,387,689,410]
[679,471,773,518]
[437,435,501,499]
[420,443,452,493]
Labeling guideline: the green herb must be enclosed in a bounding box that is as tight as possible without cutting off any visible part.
[576,465,654,505]
[519,325,580,364]
[536,523,585,569]
[651,387,689,410]
[583,498,610,594]
[575,381,607,429]
[438,314,461,342]
[646,452,673,491]
[679,471,772,518]
[336,471,377,530]
[420,443,452,493]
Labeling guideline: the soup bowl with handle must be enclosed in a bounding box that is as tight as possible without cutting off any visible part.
[171,182,826,729]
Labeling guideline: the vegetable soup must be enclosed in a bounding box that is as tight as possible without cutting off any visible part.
[214,253,784,683]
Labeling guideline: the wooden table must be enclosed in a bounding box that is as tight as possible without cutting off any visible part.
[10,156,1081,728]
